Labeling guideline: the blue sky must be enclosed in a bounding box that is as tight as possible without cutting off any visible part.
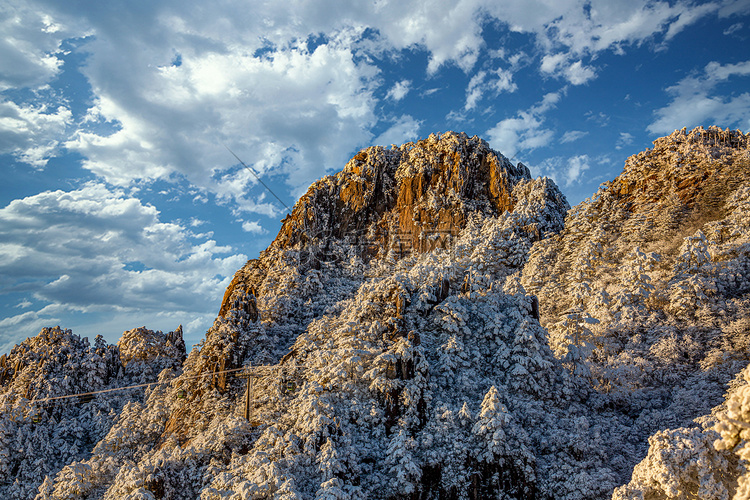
[1,0,750,352]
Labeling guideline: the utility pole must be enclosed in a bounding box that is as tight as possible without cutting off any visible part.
[244,373,253,421]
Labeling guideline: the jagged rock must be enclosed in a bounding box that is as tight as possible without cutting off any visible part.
[117,326,187,370]
[523,125,750,327]
[273,131,530,254]
[607,126,750,222]
[219,132,536,318]
[519,125,750,495]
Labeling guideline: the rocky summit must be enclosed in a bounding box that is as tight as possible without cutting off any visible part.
[219,132,565,319]
[3,127,750,500]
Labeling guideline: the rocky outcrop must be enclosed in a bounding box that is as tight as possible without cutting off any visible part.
[220,132,536,319]
[271,131,530,255]
[523,126,750,325]
[608,126,750,224]
[117,325,186,369]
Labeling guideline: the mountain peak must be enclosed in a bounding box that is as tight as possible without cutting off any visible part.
[610,125,750,211]
[6,128,750,499]
[271,131,533,257]
[219,131,567,319]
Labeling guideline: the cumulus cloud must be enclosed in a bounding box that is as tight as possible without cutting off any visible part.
[648,60,750,134]
[241,220,267,234]
[0,100,72,167]
[541,54,596,85]
[0,2,75,90]
[0,183,247,346]
[386,80,411,101]
[373,115,421,147]
[565,60,597,85]
[0,0,732,201]
[524,0,722,55]
[65,38,381,198]
[485,92,560,159]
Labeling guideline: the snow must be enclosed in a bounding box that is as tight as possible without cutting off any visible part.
[1,127,750,499]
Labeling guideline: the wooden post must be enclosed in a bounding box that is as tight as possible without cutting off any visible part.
[244,375,252,421]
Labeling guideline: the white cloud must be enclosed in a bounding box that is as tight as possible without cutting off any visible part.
[464,68,517,111]
[560,130,589,143]
[0,1,76,91]
[616,132,635,149]
[0,100,72,167]
[0,0,731,198]
[493,68,517,93]
[565,60,597,85]
[465,71,487,111]
[540,54,596,85]
[723,22,744,35]
[486,92,560,159]
[64,38,381,199]
[531,154,591,188]
[540,53,567,74]
[523,1,721,55]
[373,115,421,147]
[648,60,750,134]
[386,80,411,101]
[564,155,591,186]
[664,2,723,40]
[0,183,247,347]
[374,0,486,74]
[241,220,267,234]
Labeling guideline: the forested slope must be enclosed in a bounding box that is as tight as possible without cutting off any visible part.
[1,128,749,499]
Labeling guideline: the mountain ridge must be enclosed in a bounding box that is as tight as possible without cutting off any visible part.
[2,126,750,499]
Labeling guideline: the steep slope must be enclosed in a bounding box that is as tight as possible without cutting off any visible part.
[0,326,185,499]
[219,131,555,320]
[523,126,750,330]
[519,126,750,498]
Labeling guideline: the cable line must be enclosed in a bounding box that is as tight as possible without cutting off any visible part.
[223,145,291,213]
[30,365,273,405]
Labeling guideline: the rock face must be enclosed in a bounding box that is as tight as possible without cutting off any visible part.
[519,126,750,497]
[272,131,529,252]
[608,126,750,231]
[115,131,574,500]
[219,131,554,319]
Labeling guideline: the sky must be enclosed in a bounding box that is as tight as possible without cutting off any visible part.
[1,0,750,353]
